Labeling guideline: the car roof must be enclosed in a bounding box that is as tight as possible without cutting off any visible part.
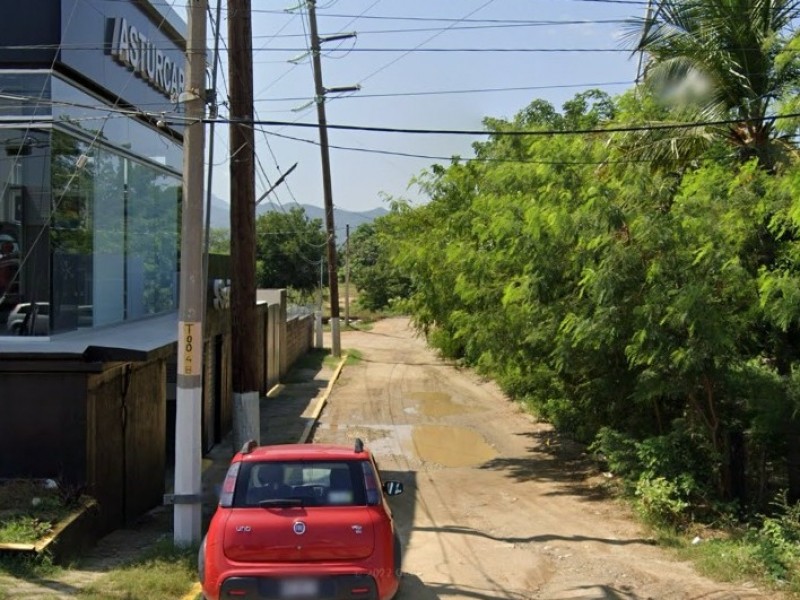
[237,443,371,463]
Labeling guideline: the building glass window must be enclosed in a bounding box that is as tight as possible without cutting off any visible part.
[0,72,51,118]
[0,127,180,336]
[126,158,179,319]
[0,128,51,335]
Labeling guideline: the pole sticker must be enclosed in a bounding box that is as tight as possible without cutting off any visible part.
[178,321,202,376]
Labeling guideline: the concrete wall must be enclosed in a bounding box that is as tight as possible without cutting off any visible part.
[286,315,314,372]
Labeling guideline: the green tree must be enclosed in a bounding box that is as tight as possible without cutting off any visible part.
[386,88,800,511]
[255,207,327,293]
[348,220,411,311]
[208,228,230,254]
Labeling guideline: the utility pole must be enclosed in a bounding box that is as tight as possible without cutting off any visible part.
[306,0,357,357]
[344,223,350,327]
[316,258,323,348]
[174,0,207,546]
[228,0,260,449]
[202,0,223,305]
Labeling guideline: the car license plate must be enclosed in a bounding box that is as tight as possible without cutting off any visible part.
[280,578,319,598]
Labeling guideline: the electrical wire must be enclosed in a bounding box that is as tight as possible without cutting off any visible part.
[357,0,499,85]
[199,111,800,137]
[259,127,651,165]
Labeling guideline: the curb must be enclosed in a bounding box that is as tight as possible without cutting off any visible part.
[298,354,348,444]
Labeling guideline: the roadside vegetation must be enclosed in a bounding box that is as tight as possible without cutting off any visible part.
[74,540,197,600]
[345,0,800,593]
[0,480,82,545]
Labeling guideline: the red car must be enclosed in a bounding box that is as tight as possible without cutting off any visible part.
[199,439,404,600]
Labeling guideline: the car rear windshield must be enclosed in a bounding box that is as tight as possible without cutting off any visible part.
[233,460,369,508]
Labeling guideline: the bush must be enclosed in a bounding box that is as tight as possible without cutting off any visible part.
[635,475,693,526]
[752,494,800,584]
[591,421,718,526]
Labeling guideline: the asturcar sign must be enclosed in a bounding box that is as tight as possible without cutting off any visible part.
[108,17,185,100]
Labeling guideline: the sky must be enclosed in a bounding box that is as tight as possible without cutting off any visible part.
[200,0,648,213]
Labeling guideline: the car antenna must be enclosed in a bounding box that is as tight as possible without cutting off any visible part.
[240,439,257,454]
[354,438,364,453]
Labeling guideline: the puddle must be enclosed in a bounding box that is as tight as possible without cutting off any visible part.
[409,391,466,417]
[412,425,497,467]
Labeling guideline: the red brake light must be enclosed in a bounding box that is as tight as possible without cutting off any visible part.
[220,461,241,507]
[361,461,380,505]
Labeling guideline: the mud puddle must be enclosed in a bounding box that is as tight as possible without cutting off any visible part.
[408,391,469,417]
[411,424,497,467]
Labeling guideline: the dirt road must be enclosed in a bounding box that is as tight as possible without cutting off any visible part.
[313,317,776,600]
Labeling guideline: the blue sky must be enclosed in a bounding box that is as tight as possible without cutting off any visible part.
[203,0,646,213]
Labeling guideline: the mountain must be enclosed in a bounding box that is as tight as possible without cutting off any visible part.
[208,195,388,234]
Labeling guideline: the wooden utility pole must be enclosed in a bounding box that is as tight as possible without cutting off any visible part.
[228,0,260,448]
[174,0,206,546]
[345,223,350,326]
[307,0,341,357]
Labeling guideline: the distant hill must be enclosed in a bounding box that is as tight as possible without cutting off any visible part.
[208,195,388,234]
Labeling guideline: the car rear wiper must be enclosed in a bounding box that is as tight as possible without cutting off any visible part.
[258,498,305,508]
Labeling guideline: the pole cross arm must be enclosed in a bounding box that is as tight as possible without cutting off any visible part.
[324,85,361,95]
[319,32,356,44]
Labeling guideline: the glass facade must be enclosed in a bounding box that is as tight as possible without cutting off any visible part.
[0,72,181,336]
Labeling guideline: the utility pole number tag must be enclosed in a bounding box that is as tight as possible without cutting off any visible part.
[178,321,202,376]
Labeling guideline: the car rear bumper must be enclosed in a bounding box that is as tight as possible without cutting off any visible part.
[219,574,379,599]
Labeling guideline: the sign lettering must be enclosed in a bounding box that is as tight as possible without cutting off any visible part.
[109,17,185,100]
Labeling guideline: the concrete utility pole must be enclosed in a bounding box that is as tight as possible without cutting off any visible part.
[228,0,260,449]
[307,0,351,358]
[174,0,207,546]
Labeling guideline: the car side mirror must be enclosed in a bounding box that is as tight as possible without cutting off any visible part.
[382,480,403,496]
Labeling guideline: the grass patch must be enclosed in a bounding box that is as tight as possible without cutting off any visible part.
[346,320,374,332]
[76,539,198,600]
[676,533,800,596]
[0,480,78,544]
[322,349,362,369]
[645,517,800,598]
[0,551,61,580]
[344,349,363,365]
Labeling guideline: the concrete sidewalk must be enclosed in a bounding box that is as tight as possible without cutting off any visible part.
[199,350,343,523]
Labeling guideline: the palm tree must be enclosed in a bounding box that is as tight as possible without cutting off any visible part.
[625,0,800,168]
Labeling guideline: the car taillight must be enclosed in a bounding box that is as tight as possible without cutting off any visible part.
[219,461,241,507]
[361,461,380,506]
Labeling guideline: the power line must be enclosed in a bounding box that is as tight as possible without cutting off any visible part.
[357,0,499,85]
[255,80,634,103]
[252,19,629,37]
[202,112,800,137]
[260,128,652,165]
[249,46,630,53]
